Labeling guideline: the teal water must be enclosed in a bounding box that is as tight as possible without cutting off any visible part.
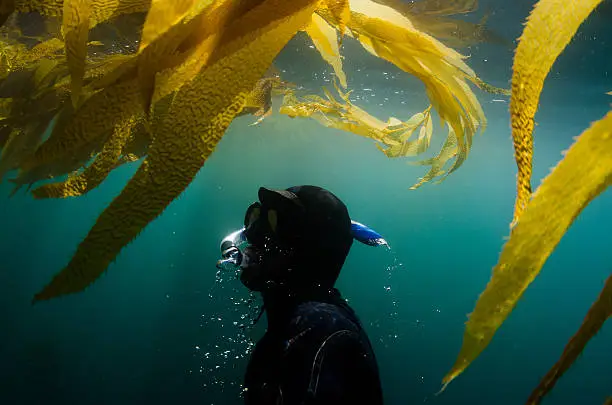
[1,1,611,404]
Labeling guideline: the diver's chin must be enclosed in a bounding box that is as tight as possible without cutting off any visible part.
[239,266,263,291]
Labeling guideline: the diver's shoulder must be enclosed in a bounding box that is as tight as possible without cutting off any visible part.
[290,300,360,332]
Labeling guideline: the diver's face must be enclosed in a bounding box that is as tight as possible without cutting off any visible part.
[239,204,297,292]
[239,237,295,292]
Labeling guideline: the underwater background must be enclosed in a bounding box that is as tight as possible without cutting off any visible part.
[1,0,611,404]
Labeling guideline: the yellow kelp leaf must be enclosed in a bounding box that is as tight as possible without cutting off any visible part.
[112,152,140,168]
[379,108,433,157]
[31,116,139,198]
[131,0,247,116]
[15,0,63,17]
[27,37,65,60]
[135,0,209,114]
[10,133,106,191]
[63,0,91,107]
[81,53,132,86]
[442,110,612,390]
[0,37,64,74]
[119,119,149,156]
[526,274,612,405]
[15,0,151,26]
[472,76,510,96]
[345,0,485,186]
[279,86,413,146]
[316,0,350,36]
[409,125,458,189]
[0,79,60,181]
[17,79,142,185]
[397,111,425,133]
[88,0,152,26]
[0,111,54,181]
[239,77,279,120]
[33,58,60,88]
[305,13,347,88]
[605,397,612,405]
[32,0,320,302]
[509,0,604,227]
[606,91,611,96]
[139,0,196,51]
[320,82,411,145]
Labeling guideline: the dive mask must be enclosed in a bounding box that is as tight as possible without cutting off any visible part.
[216,200,297,271]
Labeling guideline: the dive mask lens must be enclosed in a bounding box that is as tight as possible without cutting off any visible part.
[244,202,261,229]
[243,201,281,246]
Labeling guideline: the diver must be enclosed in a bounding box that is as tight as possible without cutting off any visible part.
[217,185,386,405]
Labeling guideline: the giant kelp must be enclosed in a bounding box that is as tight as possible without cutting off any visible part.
[0,1,608,402]
[31,0,330,301]
[314,0,487,183]
[279,84,464,188]
[509,0,604,227]
[441,0,612,403]
[442,108,612,393]
[0,0,496,301]
[526,274,611,405]
[305,13,347,89]
[280,84,432,147]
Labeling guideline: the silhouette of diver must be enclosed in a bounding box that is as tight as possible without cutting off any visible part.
[220,185,385,405]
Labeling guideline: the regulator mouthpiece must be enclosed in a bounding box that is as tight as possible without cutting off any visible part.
[216,227,247,270]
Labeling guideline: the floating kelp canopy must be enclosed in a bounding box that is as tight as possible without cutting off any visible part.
[0,0,496,302]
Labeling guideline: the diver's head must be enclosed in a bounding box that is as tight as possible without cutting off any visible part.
[239,185,353,294]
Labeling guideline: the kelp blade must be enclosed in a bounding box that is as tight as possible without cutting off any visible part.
[139,0,197,51]
[346,0,485,187]
[31,116,140,198]
[279,87,427,148]
[442,110,612,388]
[408,125,458,189]
[305,13,347,88]
[15,0,152,26]
[526,274,612,405]
[32,0,320,302]
[63,0,91,107]
[16,79,143,186]
[509,0,604,227]
[316,0,349,35]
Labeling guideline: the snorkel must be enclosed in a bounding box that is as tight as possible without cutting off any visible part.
[216,220,387,271]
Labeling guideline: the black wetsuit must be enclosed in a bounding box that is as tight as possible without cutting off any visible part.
[244,288,383,405]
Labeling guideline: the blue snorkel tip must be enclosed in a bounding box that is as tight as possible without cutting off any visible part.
[350,220,388,247]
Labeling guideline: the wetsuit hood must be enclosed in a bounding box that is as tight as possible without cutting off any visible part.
[257,185,353,290]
